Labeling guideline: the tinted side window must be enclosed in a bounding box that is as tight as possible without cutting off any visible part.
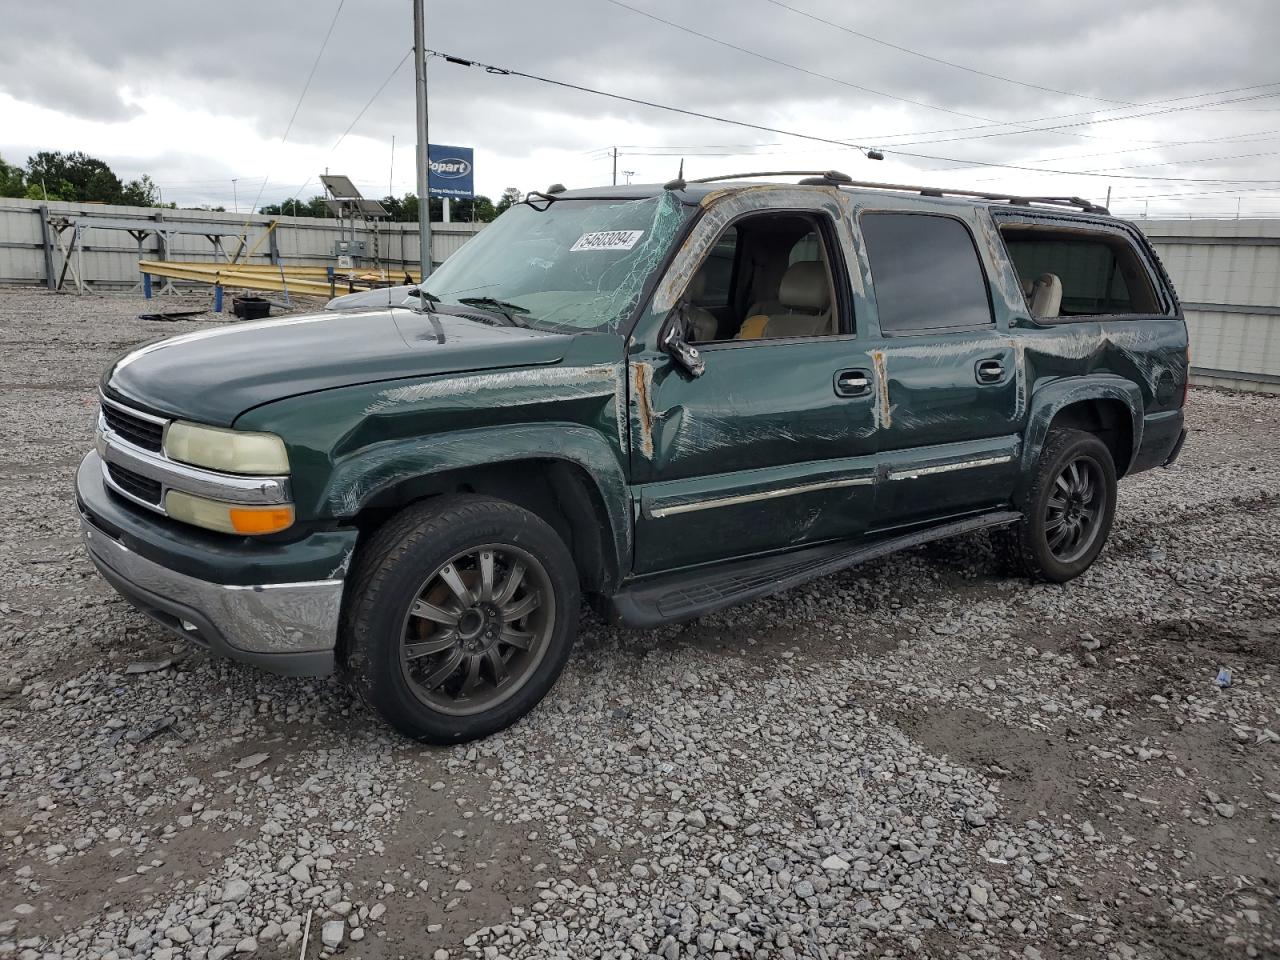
[860,213,993,334]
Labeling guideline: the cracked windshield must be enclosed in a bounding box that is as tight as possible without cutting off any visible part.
[418,193,690,332]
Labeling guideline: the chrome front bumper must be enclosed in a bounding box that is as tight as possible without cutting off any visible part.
[80,508,342,677]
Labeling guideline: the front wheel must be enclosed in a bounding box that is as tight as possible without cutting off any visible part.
[342,495,580,743]
[997,428,1118,583]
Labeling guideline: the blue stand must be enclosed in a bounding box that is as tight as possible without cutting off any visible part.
[214,285,224,314]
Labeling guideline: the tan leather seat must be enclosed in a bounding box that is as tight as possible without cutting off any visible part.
[738,261,832,339]
[1028,272,1062,319]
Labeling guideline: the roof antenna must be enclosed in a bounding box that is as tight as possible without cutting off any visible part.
[664,158,686,192]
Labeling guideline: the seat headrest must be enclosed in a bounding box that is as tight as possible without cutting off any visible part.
[1029,272,1062,319]
[778,261,830,312]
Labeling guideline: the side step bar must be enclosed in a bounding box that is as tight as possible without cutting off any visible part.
[606,510,1021,629]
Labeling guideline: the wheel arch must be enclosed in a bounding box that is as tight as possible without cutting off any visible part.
[326,424,631,595]
[1020,377,1143,495]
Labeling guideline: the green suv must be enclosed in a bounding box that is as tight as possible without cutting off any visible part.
[78,172,1189,743]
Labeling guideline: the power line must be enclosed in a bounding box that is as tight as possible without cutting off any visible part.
[861,82,1280,145]
[761,0,1129,105]
[330,48,413,153]
[1086,147,1280,175]
[993,128,1280,169]
[876,87,1280,148]
[600,0,1120,142]
[601,0,1252,149]
[428,51,1280,183]
[276,47,414,211]
[430,51,868,152]
[244,0,346,218]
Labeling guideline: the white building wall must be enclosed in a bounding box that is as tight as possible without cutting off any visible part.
[1140,219,1280,394]
[0,197,484,289]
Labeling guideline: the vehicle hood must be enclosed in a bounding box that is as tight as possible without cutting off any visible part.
[105,309,567,426]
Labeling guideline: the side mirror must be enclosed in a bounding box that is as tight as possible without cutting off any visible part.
[660,303,706,379]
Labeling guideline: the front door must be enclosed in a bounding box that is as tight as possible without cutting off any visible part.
[629,202,880,574]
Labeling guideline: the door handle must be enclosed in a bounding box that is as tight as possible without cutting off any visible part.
[975,359,1005,384]
[834,368,871,397]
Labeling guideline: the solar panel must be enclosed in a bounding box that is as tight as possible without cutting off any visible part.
[320,174,362,199]
[352,198,389,217]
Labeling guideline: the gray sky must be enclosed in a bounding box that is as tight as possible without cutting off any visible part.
[3,0,1279,219]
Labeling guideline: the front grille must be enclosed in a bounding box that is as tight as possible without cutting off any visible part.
[102,403,164,452]
[107,463,163,505]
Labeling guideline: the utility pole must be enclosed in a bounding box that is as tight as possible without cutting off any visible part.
[231,179,239,214]
[413,0,432,281]
[612,147,618,186]
[1104,185,1111,211]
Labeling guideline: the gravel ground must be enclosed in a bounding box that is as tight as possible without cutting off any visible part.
[0,288,1277,960]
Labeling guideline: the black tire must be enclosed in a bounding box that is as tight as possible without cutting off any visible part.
[997,428,1118,583]
[341,494,580,743]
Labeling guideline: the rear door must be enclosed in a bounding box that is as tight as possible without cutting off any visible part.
[856,209,1023,530]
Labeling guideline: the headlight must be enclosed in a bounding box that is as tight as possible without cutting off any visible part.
[165,490,295,535]
[164,421,289,475]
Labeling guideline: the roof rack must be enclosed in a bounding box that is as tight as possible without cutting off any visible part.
[682,170,1108,214]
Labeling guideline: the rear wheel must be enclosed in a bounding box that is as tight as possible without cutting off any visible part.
[997,428,1117,583]
[343,495,579,743]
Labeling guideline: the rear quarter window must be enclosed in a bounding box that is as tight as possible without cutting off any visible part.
[999,223,1167,318]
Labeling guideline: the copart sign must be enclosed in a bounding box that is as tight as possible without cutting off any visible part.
[427,144,475,199]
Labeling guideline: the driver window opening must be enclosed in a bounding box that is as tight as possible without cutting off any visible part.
[681,213,846,343]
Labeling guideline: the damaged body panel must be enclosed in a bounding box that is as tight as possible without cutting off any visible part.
[75,175,1188,703]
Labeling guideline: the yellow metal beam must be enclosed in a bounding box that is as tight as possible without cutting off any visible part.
[138,260,419,296]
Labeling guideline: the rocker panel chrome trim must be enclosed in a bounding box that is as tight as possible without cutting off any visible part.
[650,475,874,519]
[886,454,1014,481]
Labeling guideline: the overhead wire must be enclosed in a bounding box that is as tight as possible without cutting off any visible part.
[600,0,1155,144]
[278,47,415,212]
[870,88,1280,148]
[427,51,1280,183]
[760,0,1131,105]
[242,0,347,220]
[860,82,1280,144]
[429,50,875,152]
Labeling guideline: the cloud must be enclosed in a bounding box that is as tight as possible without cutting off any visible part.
[2,0,1279,217]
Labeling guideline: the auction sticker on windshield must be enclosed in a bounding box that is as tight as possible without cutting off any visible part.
[570,230,644,252]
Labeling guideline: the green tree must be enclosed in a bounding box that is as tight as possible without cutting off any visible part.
[120,174,160,206]
[259,192,497,223]
[25,150,125,203]
[0,155,25,197]
[259,195,331,217]
[495,186,522,215]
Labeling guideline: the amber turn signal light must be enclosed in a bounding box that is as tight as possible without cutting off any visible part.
[229,505,296,535]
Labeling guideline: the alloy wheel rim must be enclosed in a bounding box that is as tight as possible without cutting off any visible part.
[1044,456,1104,564]
[398,543,554,716]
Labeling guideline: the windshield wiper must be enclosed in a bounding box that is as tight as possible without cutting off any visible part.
[406,287,446,344]
[456,296,532,327]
